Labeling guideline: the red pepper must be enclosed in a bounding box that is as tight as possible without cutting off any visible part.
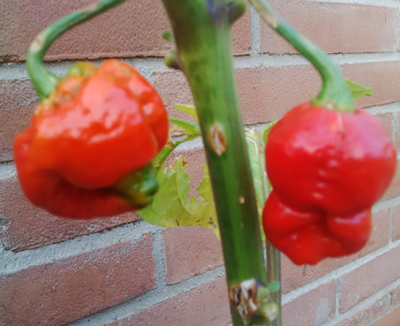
[13,60,168,219]
[262,102,396,265]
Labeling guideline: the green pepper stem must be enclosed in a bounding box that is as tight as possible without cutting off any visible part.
[26,0,127,99]
[249,0,355,112]
[161,1,268,325]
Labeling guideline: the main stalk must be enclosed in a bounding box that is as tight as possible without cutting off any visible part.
[161,1,268,324]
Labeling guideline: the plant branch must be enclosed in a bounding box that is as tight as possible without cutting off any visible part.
[249,0,354,112]
[27,0,127,99]
[161,0,271,324]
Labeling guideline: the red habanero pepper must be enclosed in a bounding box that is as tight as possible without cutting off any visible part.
[13,59,168,219]
[262,103,396,265]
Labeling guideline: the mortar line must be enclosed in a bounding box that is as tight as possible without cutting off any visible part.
[323,279,400,326]
[308,0,399,7]
[2,52,400,80]
[0,219,164,276]
[249,5,261,56]
[66,265,226,326]
[282,239,400,305]
[151,229,168,287]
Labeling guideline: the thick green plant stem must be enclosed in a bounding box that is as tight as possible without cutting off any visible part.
[26,0,126,99]
[161,0,268,324]
[249,0,354,112]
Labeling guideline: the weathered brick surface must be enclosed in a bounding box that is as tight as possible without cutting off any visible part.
[380,160,400,202]
[376,113,394,141]
[391,205,400,242]
[107,277,231,326]
[338,295,389,326]
[155,62,400,126]
[0,178,139,251]
[373,307,400,326]
[390,285,400,308]
[261,1,396,54]
[0,79,38,162]
[0,234,156,326]
[154,65,320,125]
[163,226,223,284]
[342,61,400,109]
[340,245,400,312]
[281,209,390,294]
[0,0,250,63]
[282,281,336,326]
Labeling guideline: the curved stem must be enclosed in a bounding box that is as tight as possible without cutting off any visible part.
[249,0,354,112]
[27,0,127,99]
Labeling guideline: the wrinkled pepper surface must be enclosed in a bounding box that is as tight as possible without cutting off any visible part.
[13,60,168,219]
[263,103,396,265]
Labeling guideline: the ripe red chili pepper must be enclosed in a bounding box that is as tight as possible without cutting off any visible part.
[13,59,168,219]
[262,102,396,265]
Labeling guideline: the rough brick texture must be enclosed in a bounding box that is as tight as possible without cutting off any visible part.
[154,65,320,124]
[390,285,400,308]
[0,234,156,326]
[0,178,139,251]
[338,295,389,326]
[0,79,38,162]
[343,61,400,109]
[340,245,400,312]
[374,307,400,326]
[261,1,396,54]
[163,226,223,284]
[282,281,336,326]
[0,0,250,63]
[107,277,231,326]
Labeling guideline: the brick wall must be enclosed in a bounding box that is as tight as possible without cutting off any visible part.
[1,0,400,325]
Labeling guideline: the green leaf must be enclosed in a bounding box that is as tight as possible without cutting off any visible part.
[153,118,201,176]
[173,104,199,122]
[345,79,374,100]
[160,31,174,43]
[138,157,218,231]
[169,118,201,136]
[267,281,280,292]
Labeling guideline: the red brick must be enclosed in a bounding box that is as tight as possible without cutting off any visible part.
[166,147,207,197]
[375,113,394,141]
[396,114,400,151]
[0,178,139,251]
[340,246,400,312]
[281,209,390,294]
[163,226,223,284]
[342,61,400,109]
[154,65,320,125]
[261,1,396,54]
[390,285,400,308]
[0,79,38,162]
[1,0,250,63]
[391,205,400,242]
[338,295,389,326]
[373,306,400,326]
[380,160,400,202]
[107,277,231,326]
[283,281,336,326]
[0,234,156,326]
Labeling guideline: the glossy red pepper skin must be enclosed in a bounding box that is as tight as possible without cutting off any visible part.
[263,103,396,265]
[13,60,168,219]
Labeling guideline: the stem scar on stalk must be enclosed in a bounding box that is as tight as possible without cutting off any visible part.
[230,279,278,324]
[209,122,227,156]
